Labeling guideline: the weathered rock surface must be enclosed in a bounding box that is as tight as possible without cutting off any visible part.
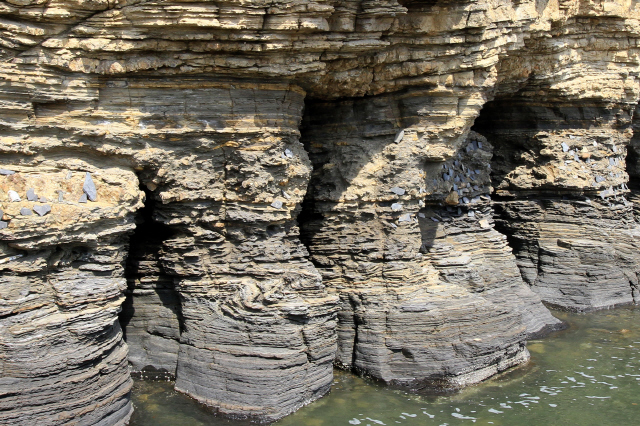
[300,118,560,388]
[0,167,142,426]
[1,78,338,423]
[0,0,640,424]
[475,99,640,311]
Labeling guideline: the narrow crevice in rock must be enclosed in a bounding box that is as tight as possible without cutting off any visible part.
[119,183,182,379]
[625,104,640,303]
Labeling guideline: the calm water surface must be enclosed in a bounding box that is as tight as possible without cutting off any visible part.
[130,307,640,426]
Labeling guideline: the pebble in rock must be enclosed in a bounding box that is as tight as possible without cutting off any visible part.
[0,168,15,175]
[26,188,37,201]
[596,176,605,183]
[39,196,47,203]
[391,203,403,211]
[284,149,293,158]
[561,142,570,152]
[8,190,21,202]
[0,221,7,229]
[58,191,64,202]
[398,213,412,222]
[0,208,3,218]
[33,204,51,216]
[390,187,405,195]
[83,172,97,201]
[66,171,73,179]
[271,200,283,209]
[79,193,88,203]
[394,130,404,143]
[20,207,32,216]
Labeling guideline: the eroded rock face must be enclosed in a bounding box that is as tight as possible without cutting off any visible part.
[475,98,640,312]
[300,107,560,387]
[1,0,640,424]
[0,168,141,426]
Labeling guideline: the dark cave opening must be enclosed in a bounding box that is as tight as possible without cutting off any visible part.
[469,97,531,269]
[119,183,183,378]
[626,105,640,207]
[296,96,364,372]
[472,95,640,310]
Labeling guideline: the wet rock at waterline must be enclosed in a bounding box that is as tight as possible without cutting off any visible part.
[1,0,640,425]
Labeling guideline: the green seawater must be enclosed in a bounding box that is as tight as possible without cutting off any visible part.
[130,307,640,426]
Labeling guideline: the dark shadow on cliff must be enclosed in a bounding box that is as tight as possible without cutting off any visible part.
[297,91,461,378]
[473,92,637,314]
[119,183,183,376]
[470,94,620,254]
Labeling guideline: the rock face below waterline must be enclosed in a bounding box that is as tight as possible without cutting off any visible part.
[1,0,640,424]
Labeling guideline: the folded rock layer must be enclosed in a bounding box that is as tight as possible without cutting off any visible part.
[1,0,640,424]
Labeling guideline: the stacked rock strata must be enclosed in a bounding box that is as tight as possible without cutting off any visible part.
[0,167,141,426]
[1,78,338,423]
[300,112,561,388]
[0,0,639,424]
[475,98,640,312]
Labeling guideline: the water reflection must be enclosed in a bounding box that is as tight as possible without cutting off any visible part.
[130,307,640,426]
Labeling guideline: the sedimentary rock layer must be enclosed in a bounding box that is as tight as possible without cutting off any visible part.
[1,0,640,424]
[0,75,340,423]
[0,167,141,426]
[299,88,560,388]
[476,98,640,311]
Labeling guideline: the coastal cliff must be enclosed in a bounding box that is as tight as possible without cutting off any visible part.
[1,0,640,424]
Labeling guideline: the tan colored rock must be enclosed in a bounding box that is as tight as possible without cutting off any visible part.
[1,0,640,424]
[445,191,459,205]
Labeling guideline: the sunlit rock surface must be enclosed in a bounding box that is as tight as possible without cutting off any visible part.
[1,0,640,424]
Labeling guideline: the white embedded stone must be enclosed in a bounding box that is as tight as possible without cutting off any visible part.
[390,187,405,195]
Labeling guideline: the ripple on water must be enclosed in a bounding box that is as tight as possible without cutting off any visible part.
[130,306,640,426]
